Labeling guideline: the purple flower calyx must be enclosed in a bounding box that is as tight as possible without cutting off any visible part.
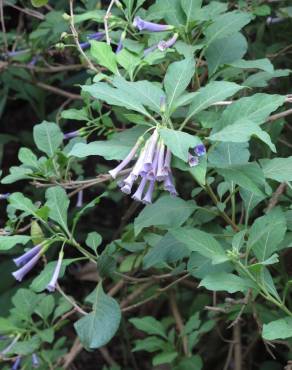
[133,16,174,32]
[109,130,178,204]
[46,250,64,292]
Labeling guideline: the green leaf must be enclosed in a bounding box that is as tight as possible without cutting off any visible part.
[31,0,48,7]
[247,208,287,261]
[181,0,202,23]
[61,108,88,121]
[208,142,250,168]
[113,77,164,113]
[164,58,195,112]
[217,163,266,197]
[0,318,20,334]
[45,186,69,234]
[143,232,190,268]
[199,272,250,293]
[133,336,166,353]
[74,282,121,349]
[129,316,167,339]
[230,58,274,73]
[35,295,55,320]
[12,289,40,317]
[153,352,178,366]
[187,81,243,120]
[116,49,140,77]
[147,0,185,26]
[244,69,290,88]
[171,228,228,264]
[204,11,252,45]
[90,41,119,75]
[9,192,38,216]
[263,317,292,340]
[134,195,196,235]
[205,33,247,75]
[33,121,63,157]
[86,232,102,254]
[13,336,41,355]
[159,128,201,162]
[260,157,292,182]
[174,356,203,370]
[1,166,33,184]
[0,235,30,251]
[69,126,146,160]
[82,83,150,117]
[18,148,39,168]
[209,119,276,152]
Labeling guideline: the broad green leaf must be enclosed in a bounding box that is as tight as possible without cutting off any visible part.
[82,83,150,117]
[262,317,292,340]
[215,94,285,130]
[199,272,250,293]
[134,195,196,235]
[260,157,292,182]
[204,11,252,45]
[187,81,243,120]
[0,318,20,333]
[129,316,167,339]
[143,232,190,268]
[12,336,41,355]
[45,187,69,234]
[174,356,203,370]
[208,142,250,168]
[230,58,274,73]
[209,119,276,152]
[74,10,105,23]
[193,2,227,21]
[1,166,33,184]
[217,163,266,197]
[33,121,63,157]
[61,108,88,121]
[90,41,119,75]
[116,49,140,78]
[69,126,146,160]
[188,252,232,279]
[164,58,195,111]
[133,336,166,353]
[153,352,178,366]
[181,0,202,23]
[244,69,290,88]
[12,289,40,317]
[171,228,228,264]
[35,295,55,320]
[113,77,164,113]
[9,192,38,216]
[159,128,201,162]
[147,0,185,26]
[247,208,287,261]
[0,235,30,251]
[205,33,247,75]
[86,232,102,254]
[31,0,48,7]
[74,282,121,349]
[18,148,38,168]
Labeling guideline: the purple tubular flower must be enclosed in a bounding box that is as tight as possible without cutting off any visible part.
[157,33,178,51]
[142,180,155,204]
[13,245,42,267]
[28,55,40,66]
[0,193,10,200]
[163,148,172,175]
[164,174,178,196]
[194,144,206,157]
[156,142,166,181]
[87,32,104,40]
[121,174,136,194]
[109,137,143,179]
[63,130,80,139]
[12,250,42,282]
[11,356,21,370]
[141,130,159,173]
[133,16,174,32]
[76,190,83,208]
[80,41,91,50]
[47,251,64,292]
[147,145,160,181]
[132,177,148,202]
[188,154,199,167]
[32,353,40,368]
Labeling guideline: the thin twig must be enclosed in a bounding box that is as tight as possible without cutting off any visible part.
[36,81,83,100]
[266,182,287,212]
[233,323,242,370]
[56,284,87,316]
[104,0,117,44]
[4,2,45,20]
[0,0,8,53]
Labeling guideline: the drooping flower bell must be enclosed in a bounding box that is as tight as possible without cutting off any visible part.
[63,130,80,140]
[109,129,178,204]
[188,144,207,167]
[47,250,64,292]
[12,244,45,282]
[144,33,179,55]
[11,357,21,370]
[133,16,174,32]
[32,353,40,368]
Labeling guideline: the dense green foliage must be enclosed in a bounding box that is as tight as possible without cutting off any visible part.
[1,0,292,369]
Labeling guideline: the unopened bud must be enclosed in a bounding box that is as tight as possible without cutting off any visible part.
[62,13,71,21]
[55,43,65,50]
[115,0,123,9]
[61,32,68,39]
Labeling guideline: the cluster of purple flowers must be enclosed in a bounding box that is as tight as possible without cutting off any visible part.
[12,244,63,292]
[188,144,206,167]
[109,129,177,204]
[132,16,178,55]
[10,354,39,370]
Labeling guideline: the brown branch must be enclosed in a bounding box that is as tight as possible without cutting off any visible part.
[35,81,83,100]
[267,107,292,122]
[4,2,45,20]
[266,182,287,212]
[233,323,242,370]
[15,63,84,73]
[0,0,8,53]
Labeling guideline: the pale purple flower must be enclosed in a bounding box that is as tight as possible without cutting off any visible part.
[76,190,83,208]
[12,250,42,282]
[116,31,126,54]
[29,55,40,66]
[157,33,178,51]
[132,177,148,202]
[0,193,10,200]
[188,154,199,167]
[11,357,21,370]
[13,245,41,267]
[47,251,64,292]
[133,16,174,32]
[32,353,40,368]
[142,180,155,204]
[80,32,104,50]
[141,130,159,173]
[63,130,80,140]
[156,142,166,181]
[109,137,144,179]
[163,174,178,196]
[194,144,206,157]
[163,148,172,174]
[132,147,147,178]
[121,173,136,194]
